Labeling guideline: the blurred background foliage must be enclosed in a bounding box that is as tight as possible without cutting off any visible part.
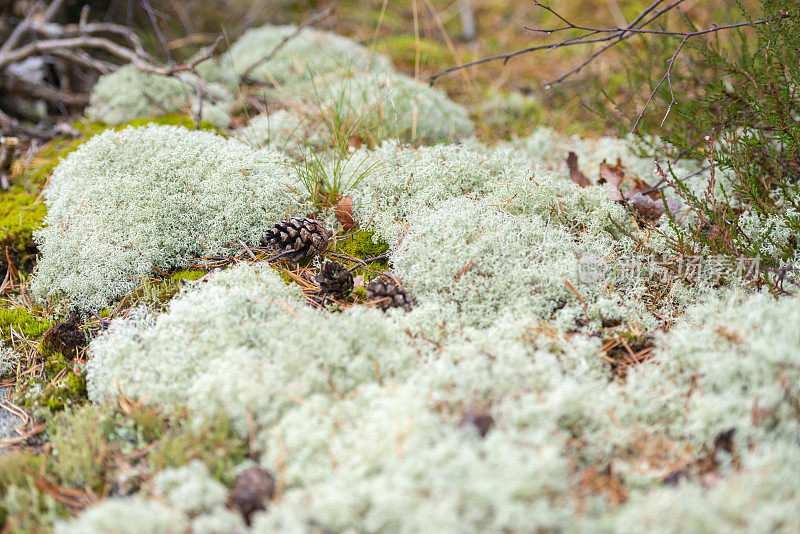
[1,0,757,140]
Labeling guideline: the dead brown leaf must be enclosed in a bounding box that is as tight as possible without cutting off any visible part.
[598,158,669,222]
[566,151,591,188]
[335,196,357,231]
[598,158,627,201]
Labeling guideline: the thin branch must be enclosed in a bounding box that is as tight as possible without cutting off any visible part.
[0,0,68,55]
[429,1,792,132]
[631,34,690,132]
[31,20,151,59]
[140,0,175,65]
[429,2,788,86]
[0,34,222,76]
[0,108,79,140]
[1,78,90,107]
[240,1,341,82]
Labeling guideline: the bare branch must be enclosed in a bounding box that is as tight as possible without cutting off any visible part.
[31,20,151,59]
[240,1,341,82]
[428,1,793,131]
[0,34,222,77]
[1,78,91,107]
[0,108,79,140]
[0,0,69,55]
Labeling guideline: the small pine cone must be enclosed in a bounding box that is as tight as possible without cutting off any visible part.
[458,409,495,437]
[316,261,353,298]
[42,314,84,355]
[366,278,415,312]
[263,217,330,262]
[227,465,275,526]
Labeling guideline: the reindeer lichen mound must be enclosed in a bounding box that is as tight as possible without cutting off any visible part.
[86,65,234,128]
[31,124,304,310]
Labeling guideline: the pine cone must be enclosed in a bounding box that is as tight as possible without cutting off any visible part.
[366,278,415,312]
[316,261,353,298]
[263,218,330,262]
[227,465,275,526]
[42,314,84,355]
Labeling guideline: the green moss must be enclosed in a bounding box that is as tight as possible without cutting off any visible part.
[352,286,368,300]
[49,406,108,489]
[121,269,207,311]
[0,186,47,276]
[129,408,165,443]
[340,230,389,259]
[0,307,50,342]
[75,113,216,136]
[375,35,453,71]
[0,451,63,533]
[38,368,88,413]
[1,484,68,534]
[0,187,46,250]
[170,269,206,283]
[0,453,42,494]
[338,230,390,275]
[277,270,294,285]
[149,415,248,485]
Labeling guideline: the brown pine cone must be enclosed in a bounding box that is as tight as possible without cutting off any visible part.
[226,465,275,526]
[263,217,330,262]
[366,278,415,312]
[315,261,354,298]
[41,314,84,355]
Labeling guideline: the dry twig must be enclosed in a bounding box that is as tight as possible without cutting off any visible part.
[429,1,793,131]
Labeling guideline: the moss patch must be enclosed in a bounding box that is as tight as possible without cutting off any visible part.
[170,269,206,283]
[339,230,389,259]
[375,35,454,71]
[118,269,207,312]
[36,365,88,413]
[0,402,252,532]
[337,229,390,276]
[0,307,50,342]
[148,415,248,485]
[0,186,47,276]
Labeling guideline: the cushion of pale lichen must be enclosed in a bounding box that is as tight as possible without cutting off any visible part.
[70,259,800,532]
[237,70,474,150]
[42,120,799,533]
[31,124,304,310]
[316,70,474,144]
[85,65,234,128]
[197,24,391,89]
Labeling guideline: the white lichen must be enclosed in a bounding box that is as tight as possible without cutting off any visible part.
[316,71,474,145]
[0,340,17,377]
[54,497,187,534]
[86,65,233,128]
[198,24,390,89]
[31,124,305,310]
[235,109,329,159]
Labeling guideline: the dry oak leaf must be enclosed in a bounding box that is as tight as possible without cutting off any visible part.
[335,195,357,231]
[566,151,591,188]
[598,158,678,222]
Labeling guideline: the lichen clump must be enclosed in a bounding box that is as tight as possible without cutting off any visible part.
[69,260,800,531]
[318,71,474,144]
[86,65,233,128]
[198,24,390,88]
[31,124,304,310]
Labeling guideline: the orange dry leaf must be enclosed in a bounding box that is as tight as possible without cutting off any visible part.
[566,151,591,187]
[598,158,672,222]
[335,196,357,231]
